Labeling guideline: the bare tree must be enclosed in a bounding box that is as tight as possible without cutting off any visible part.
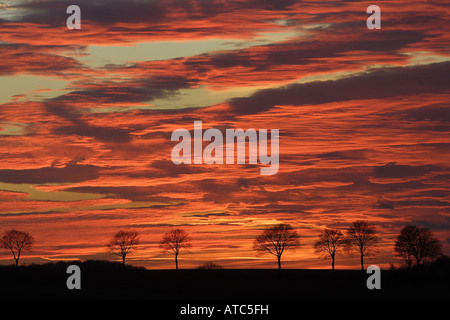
[412,227,442,268]
[253,223,300,270]
[159,228,191,270]
[394,225,420,269]
[345,221,379,270]
[314,228,346,270]
[395,225,442,269]
[106,230,140,269]
[1,229,34,267]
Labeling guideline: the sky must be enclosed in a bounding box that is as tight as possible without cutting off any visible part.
[0,0,449,270]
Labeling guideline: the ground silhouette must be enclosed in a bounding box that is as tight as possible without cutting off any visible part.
[0,260,449,300]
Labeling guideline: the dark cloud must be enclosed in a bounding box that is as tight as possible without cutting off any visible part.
[0,164,99,184]
[0,43,87,76]
[147,160,207,177]
[187,212,230,218]
[316,149,370,160]
[10,0,296,26]
[375,201,395,210]
[46,103,134,143]
[201,30,423,67]
[373,163,443,179]
[228,61,450,114]
[45,76,195,142]
[411,215,450,231]
[395,104,450,122]
[51,76,194,105]
[62,185,184,202]
[54,124,132,143]
[275,166,371,185]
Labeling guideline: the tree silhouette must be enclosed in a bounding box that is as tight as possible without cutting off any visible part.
[394,225,420,269]
[345,221,379,270]
[106,230,140,269]
[395,225,442,269]
[253,223,300,270]
[314,228,346,270]
[159,228,191,270]
[1,229,34,267]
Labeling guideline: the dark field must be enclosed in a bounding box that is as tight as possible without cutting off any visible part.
[0,260,449,301]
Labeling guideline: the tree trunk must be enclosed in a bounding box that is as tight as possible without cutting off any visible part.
[15,251,20,268]
[277,256,281,270]
[175,254,179,270]
[360,254,364,271]
[122,256,126,270]
[415,256,421,270]
[331,255,335,270]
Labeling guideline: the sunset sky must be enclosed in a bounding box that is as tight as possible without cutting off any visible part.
[0,0,449,270]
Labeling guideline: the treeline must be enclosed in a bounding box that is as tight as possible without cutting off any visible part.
[0,220,445,271]
[252,221,444,271]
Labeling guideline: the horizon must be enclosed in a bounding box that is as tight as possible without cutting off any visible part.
[0,0,449,272]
